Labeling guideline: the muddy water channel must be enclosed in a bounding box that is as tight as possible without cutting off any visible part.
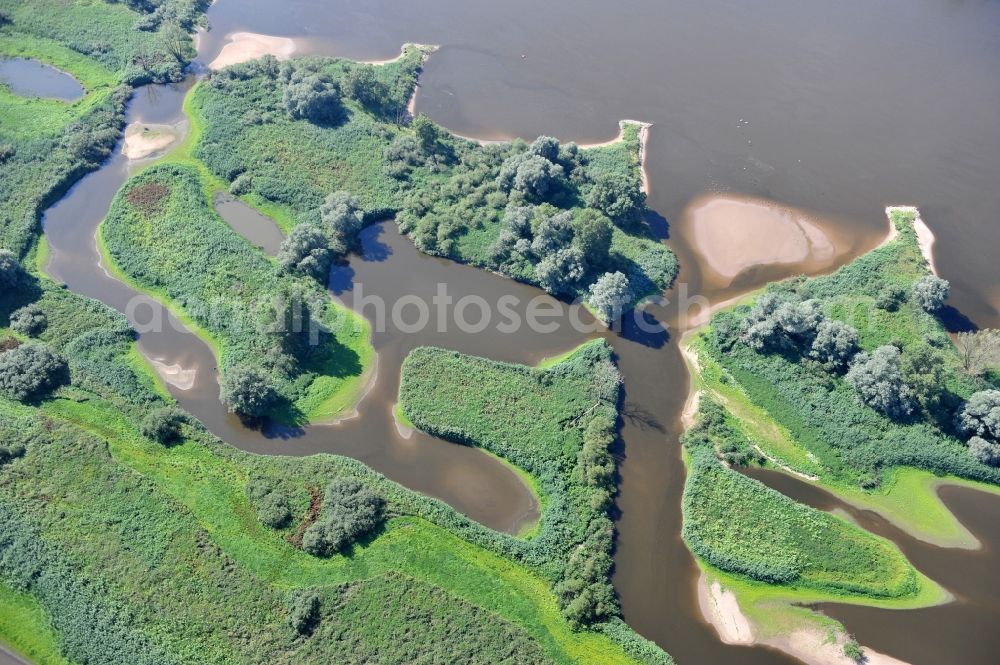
[36,0,1000,662]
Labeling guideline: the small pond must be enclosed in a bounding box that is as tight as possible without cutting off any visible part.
[0,57,85,101]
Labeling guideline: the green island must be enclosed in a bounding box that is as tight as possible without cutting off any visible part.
[680,209,1000,659]
[0,2,677,661]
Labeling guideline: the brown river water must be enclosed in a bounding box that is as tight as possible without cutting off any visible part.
[36,0,1000,663]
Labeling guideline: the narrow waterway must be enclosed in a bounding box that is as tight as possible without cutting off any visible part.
[35,1,1000,663]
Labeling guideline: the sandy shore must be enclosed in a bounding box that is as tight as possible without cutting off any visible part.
[149,360,196,391]
[208,32,297,70]
[885,206,937,275]
[121,122,182,160]
[686,194,836,283]
[697,574,911,665]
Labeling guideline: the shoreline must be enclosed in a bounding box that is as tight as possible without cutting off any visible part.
[208,32,297,70]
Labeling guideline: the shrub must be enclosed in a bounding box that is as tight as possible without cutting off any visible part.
[911,275,950,313]
[320,191,365,250]
[573,210,613,270]
[0,250,28,290]
[218,364,278,417]
[301,478,385,557]
[535,247,585,296]
[586,173,644,225]
[809,319,859,371]
[277,223,332,279]
[957,390,1000,442]
[0,344,68,401]
[968,436,1000,467]
[283,70,341,124]
[845,346,915,420]
[9,304,48,336]
[140,407,187,444]
[588,272,633,323]
[286,589,321,635]
[530,210,574,255]
[875,284,906,311]
[342,64,388,110]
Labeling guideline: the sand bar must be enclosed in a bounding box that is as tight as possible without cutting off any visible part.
[686,194,836,282]
[122,122,182,160]
[149,360,196,391]
[208,32,296,70]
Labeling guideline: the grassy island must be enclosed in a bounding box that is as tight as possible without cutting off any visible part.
[679,208,997,659]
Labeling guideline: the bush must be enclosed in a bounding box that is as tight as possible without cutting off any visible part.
[9,303,48,336]
[845,346,915,420]
[809,319,859,371]
[911,275,950,313]
[875,284,906,311]
[301,478,385,557]
[320,191,365,250]
[588,272,633,323]
[286,589,321,635]
[247,476,293,528]
[586,173,644,225]
[0,344,68,401]
[140,407,187,444]
[968,436,1000,467]
[277,223,332,279]
[957,390,1000,442]
[283,70,342,124]
[218,364,278,417]
[0,250,28,291]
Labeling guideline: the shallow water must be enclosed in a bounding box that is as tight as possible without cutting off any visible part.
[33,0,1000,663]
[0,57,84,101]
[213,193,285,255]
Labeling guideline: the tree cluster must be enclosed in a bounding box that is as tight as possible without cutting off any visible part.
[281,63,342,125]
[585,173,645,227]
[0,343,68,402]
[218,364,278,417]
[9,303,47,337]
[301,478,385,557]
[140,407,187,444]
[957,390,1000,466]
[248,476,293,529]
[277,223,332,281]
[320,191,366,254]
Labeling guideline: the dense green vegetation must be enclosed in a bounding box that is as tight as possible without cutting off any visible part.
[700,210,1000,490]
[100,162,372,424]
[190,53,676,314]
[682,399,918,597]
[0,0,205,259]
[399,341,633,632]
[1,274,665,662]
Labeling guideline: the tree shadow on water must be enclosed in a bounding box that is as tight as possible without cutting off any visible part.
[643,209,670,241]
[938,305,978,334]
[359,224,392,263]
[617,308,670,349]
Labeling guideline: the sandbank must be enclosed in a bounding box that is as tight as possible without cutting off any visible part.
[149,359,196,391]
[686,194,836,283]
[208,32,296,70]
[121,122,182,160]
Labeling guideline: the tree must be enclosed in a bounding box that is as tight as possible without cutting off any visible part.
[0,249,28,291]
[530,210,574,255]
[496,153,564,200]
[956,389,1000,442]
[140,407,187,444]
[585,173,644,225]
[968,436,1000,467]
[809,319,859,370]
[901,344,947,418]
[411,113,440,152]
[283,70,341,124]
[739,293,824,353]
[845,345,915,420]
[773,299,822,340]
[0,344,68,402]
[301,478,385,557]
[529,136,560,162]
[573,210,613,270]
[911,275,950,313]
[9,304,47,337]
[277,223,332,280]
[219,365,277,417]
[588,272,633,322]
[535,247,586,296]
[320,191,365,252]
[955,329,1000,376]
[286,589,321,635]
[342,64,387,109]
